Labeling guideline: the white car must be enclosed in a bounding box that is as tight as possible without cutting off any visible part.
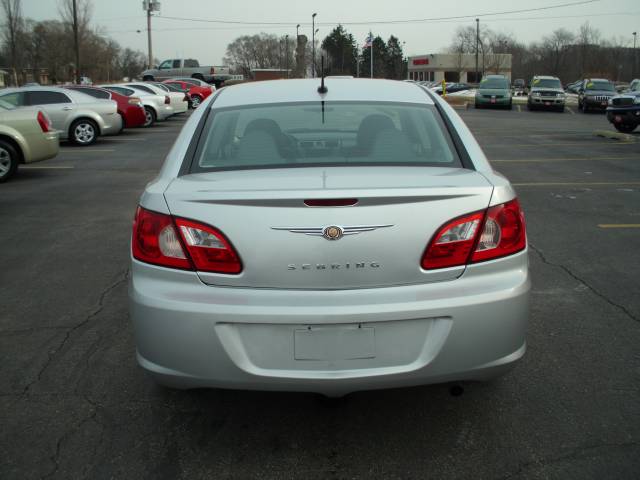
[125,83,188,115]
[0,86,121,145]
[101,85,173,127]
[129,78,530,397]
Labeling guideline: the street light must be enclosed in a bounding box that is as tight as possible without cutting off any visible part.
[285,34,290,78]
[312,13,317,77]
[633,32,637,79]
[296,24,300,38]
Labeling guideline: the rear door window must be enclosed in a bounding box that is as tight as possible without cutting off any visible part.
[70,87,110,99]
[27,91,71,105]
[129,85,155,94]
[191,102,461,173]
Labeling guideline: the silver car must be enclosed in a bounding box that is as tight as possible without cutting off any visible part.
[0,86,121,145]
[101,84,173,126]
[130,79,530,396]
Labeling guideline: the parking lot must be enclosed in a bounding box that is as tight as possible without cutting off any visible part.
[1,106,639,479]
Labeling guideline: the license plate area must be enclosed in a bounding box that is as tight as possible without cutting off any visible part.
[295,325,375,360]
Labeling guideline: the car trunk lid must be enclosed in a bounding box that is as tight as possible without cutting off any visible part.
[163,166,494,289]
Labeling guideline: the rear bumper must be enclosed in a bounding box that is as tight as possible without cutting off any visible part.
[156,104,174,121]
[21,131,59,164]
[475,96,511,107]
[606,107,640,125]
[124,106,147,128]
[130,250,530,395]
[101,114,123,136]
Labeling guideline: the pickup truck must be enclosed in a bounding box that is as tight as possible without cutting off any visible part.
[141,59,230,83]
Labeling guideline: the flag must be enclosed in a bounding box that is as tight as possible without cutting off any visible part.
[363,34,373,48]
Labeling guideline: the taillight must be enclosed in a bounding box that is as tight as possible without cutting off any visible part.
[164,95,170,104]
[421,199,526,270]
[132,207,192,270]
[128,97,142,105]
[37,110,52,132]
[132,207,242,274]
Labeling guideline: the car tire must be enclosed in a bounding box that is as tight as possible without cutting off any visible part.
[143,106,156,127]
[70,118,98,146]
[475,102,481,109]
[118,114,125,133]
[507,101,513,110]
[191,95,202,109]
[614,123,637,133]
[192,74,204,81]
[0,139,19,183]
[142,75,154,81]
[582,102,589,113]
[558,106,565,113]
[527,102,533,111]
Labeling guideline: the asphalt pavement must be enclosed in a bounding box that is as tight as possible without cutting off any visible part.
[1,106,639,479]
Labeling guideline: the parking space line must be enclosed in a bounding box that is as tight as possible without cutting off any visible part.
[483,142,634,148]
[102,138,148,141]
[59,149,115,153]
[492,156,638,163]
[513,181,640,187]
[21,165,74,169]
[566,107,575,115]
[517,105,521,112]
[598,224,640,228]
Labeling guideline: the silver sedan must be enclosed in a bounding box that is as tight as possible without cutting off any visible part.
[129,78,530,396]
[0,86,121,145]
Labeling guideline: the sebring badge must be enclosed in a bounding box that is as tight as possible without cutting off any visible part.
[271,224,393,240]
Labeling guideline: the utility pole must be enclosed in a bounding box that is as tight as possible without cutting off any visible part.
[475,18,479,83]
[72,0,80,84]
[143,0,159,69]
[633,32,637,80]
[312,13,317,77]
[285,35,289,78]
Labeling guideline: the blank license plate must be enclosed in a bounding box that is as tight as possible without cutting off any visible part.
[544,102,551,106]
[294,325,375,360]
[490,99,496,103]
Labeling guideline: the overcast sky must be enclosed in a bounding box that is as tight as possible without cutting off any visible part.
[19,0,640,65]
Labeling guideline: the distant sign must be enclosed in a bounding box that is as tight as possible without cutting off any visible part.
[412,58,429,65]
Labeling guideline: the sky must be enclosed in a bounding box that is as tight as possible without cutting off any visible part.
[18,0,640,65]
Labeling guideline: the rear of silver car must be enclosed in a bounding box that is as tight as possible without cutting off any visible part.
[130,80,529,396]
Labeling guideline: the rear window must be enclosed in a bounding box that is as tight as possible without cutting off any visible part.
[105,86,134,96]
[129,84,155,94]
[190,102,461,173]
[69,87,110,99]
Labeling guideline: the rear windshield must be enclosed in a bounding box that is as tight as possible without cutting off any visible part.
[190,102,461,172]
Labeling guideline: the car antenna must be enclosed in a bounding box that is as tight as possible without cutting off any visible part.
[317,56,327,124]
[317,56,328,94]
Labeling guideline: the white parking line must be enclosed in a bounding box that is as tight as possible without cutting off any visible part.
[517,105,521,112]
[103,138,148,141]
[21,165,74,169]
[566,107,575,115]
[513,181,640,187]
[59,149,115,153]
[492,156,639,163]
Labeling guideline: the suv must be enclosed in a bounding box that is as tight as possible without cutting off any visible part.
[606,80,640,133]
[578,78,616,113]
[527,76,566,112]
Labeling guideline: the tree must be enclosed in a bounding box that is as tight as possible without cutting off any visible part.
[58,0,93,81]
[223,33,295,78]
[385,36,406,80]
[360,36,388,78]
[540,29,574,76]
[1,0,24,85]
[321,25,357,76]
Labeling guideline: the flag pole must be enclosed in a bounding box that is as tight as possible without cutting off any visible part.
[370,31,373,79]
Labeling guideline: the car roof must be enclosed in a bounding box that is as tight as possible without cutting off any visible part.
[213,78,433,109]
[585,78,610,82]
[0,86,98,102]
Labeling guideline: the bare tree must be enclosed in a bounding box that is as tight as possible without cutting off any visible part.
[1,0,23,85]
[58,0,92,82]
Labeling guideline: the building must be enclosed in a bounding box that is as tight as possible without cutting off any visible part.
[251,69,292,81]
[407,53,512,83]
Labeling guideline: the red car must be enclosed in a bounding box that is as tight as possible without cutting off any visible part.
[65,86,147,128]
[162,80,213,108]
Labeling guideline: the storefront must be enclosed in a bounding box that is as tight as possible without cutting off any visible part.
[407,53,512,83]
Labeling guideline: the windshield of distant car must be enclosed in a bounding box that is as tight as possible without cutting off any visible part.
[191,102,461,172]
[532,78,562,89]
[585,81,614,92]
[0,99,16,110]
[479,78,509,89]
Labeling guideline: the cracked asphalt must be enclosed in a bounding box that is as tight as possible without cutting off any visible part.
[1,105,639,479]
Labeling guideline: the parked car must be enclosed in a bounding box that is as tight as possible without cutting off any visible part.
[101,84,173,127]
[629,79,640,92]
[578,79,616,113]
[166,77,216,90]
[527,76,566,112]
[129,78,529,396]
[141,58,229,83]
[0,99,59,182]
[475,75,512,109]
[163,79,212,108]
[125,83,188,115]
[0,86,121,145]
[154,82,194,109]
[65,85,147,129]
[606,89,640,133]
[432,82,471,95]
[512,78,525,91]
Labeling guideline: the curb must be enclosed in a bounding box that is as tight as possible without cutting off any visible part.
[593,130,635,142]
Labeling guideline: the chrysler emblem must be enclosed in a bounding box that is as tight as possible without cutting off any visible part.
[323,226,343,240]
[271,224,393,240]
